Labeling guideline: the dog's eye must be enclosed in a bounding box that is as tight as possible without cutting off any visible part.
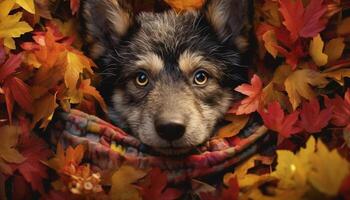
[135,72,149,86]
[193,70,209,85]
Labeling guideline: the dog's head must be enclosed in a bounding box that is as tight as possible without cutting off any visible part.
[82,0,251,155]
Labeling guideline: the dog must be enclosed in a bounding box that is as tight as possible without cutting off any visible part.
[81,0,252,155]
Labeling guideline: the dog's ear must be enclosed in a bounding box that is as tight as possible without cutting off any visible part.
[82,0,134,59]
[203,0,252,51]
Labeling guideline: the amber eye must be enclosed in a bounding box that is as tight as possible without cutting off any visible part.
[135,72,149,86]
[193,70,209,85]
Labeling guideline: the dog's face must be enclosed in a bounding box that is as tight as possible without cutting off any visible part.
[82,0,250,155]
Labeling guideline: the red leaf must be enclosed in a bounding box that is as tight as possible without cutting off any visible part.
[139,168,182,200]
[298,99,332,133]
[340,174,350,200]
[279,0,327,41]
[3,77,33,113]
[325,89,350,127]
[258,101,302,137]
[0,53,23,81]
[221,177,239,200]
[3,85,14,123]
[14,136,52,194]
[230,74,263,115]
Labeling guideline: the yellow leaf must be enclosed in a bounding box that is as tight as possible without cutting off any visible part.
[0,12,33,49]
[14,0,35,14]
[164,0,204,11]
[3,37,15,49]
[308,139,350,196]
[64,50,94,90]
[0,0,15,18]
[284,69,328,109]
[324,37,345,63]
[110,165,147,200]
[111,141,125,155]
[322,68,350,86]
[337,17,350,36]
[262,30,278,58]
[216,115,249,138]
[309,34,328,67]
[0,126,26,175]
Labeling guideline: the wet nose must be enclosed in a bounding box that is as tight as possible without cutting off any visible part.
[155,120,186,142]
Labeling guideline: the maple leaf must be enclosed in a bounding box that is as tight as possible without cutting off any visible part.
[164,0,204,11]
[0,125,25,175]
[64,50,94,91]
[297,99,332,133]
[32,93,58,128]
[14,0,36,14]
[324,37,345,63]
[216,115,249,138]
[109,165,147,200]
[324,89,350,127]
[258,101,301,138]
[284,69,328,109]
[15,136,52,194]
[308,137,350,196]
[230,74,263,115]
[0,10,33,49]
[47,143,85,172]
[262,64,292,108]
[139,168,182,200]
[309,34,328,66]
[279,0,327,41]
[3,77,33,114]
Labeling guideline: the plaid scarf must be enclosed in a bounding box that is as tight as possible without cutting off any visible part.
[49,109,269,183]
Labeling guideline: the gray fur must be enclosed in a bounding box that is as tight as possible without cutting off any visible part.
[82,0,249,155]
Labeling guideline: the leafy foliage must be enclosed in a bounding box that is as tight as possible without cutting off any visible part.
[0,0,349,199]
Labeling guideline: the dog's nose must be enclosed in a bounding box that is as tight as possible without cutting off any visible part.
[155,120,186,141]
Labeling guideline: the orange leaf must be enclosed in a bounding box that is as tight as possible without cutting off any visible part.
[216,115,249,138]
[230,74,263,115]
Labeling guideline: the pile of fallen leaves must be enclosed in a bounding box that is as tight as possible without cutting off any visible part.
[0,0,350,199]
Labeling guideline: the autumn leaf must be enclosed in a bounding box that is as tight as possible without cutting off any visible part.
[32,92,58,128]
[230,74,263,115]
[262,30,278,58]
[262,64,292,108]
[0,53,22,81]
[3,77,34,114]
[221,177,239,200]
[139,168,182,200]
[0,11,33,49]
[15,136,52,194]
[337,17,350,36]
[279,0,327,41]
[284,69,328,109]
[47,143,85,172]
[14,0,36,14]
[164,0,204,11]
[324,89,350,127]
[324,37,345,63]
[308,138,350,196]
[216,115,249,138]
[0,126,25,175]
[258,101,301,138]
[64,50,94,91]
[309,34,328,66]
[109,165,147,200]
[297,99,332,133]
